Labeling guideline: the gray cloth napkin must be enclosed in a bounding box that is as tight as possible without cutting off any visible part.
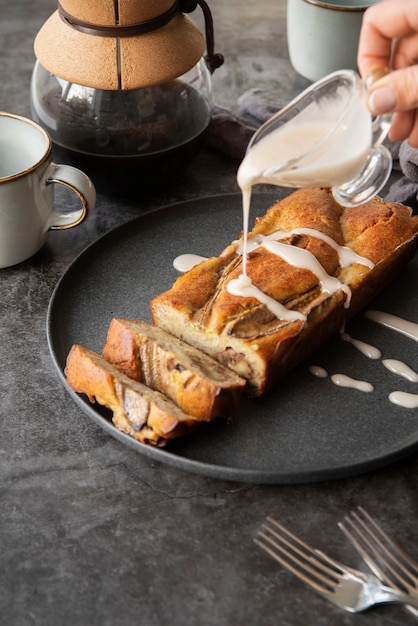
[206,88,287,161]
[206,88,418,210]
[385,140,418,209]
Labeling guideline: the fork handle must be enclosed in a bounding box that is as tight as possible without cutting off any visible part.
[377,586,418,614]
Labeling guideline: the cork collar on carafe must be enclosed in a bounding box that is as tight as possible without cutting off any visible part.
[34,0,207,90]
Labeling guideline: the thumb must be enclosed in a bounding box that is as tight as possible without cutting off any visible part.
[368,66,418,115]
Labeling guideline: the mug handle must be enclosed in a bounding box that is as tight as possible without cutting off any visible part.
[43,162,96,229]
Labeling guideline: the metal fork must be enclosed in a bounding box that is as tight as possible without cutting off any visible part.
[255,516,418,614]
[339,506,418,614]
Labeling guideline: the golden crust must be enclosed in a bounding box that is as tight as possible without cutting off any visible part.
[102,318,246,421]
[65,344,201,446]
[151,188,418,396]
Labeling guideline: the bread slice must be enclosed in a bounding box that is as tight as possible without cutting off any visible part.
[65,344,201,446]
[151,188,418,396]
[102,318,246,421]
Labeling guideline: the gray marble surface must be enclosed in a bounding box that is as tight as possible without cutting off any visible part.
[1,1,417,625]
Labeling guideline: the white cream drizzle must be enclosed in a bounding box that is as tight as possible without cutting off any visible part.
[365,310,418,343]
[173,253,207,273]
[308,365,328,378]
[309,318,418,409]
[331,373,374,393]
[382,359,418,383]
[227,274,306,322]
[310,365,375,393]
[227,223,375,315]
[240,227,374,269]
[388,391,418,409]
[340,332,382,359]
[263,240,352,307]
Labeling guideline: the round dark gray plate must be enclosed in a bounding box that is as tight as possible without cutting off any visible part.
[47,192,418,484]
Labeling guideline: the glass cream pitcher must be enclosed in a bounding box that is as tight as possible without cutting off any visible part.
[238,69,392,207]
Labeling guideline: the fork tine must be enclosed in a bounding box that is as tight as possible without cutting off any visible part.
[339,507,418,593]
[339,515,393,587]
[255,517,342,596]
[358,507,418,578]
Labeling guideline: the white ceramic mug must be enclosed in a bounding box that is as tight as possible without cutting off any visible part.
[287,0,382,82]
[0,112,96,268]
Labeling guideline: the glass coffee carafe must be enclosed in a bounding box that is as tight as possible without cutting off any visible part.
[30,0,223,195]
[30,58,213,194]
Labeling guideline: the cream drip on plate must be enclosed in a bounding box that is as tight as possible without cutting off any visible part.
[388,391,418,409]
[340,332,382,359]
[330,373,374,393]
[309,365,328,378]
[173,254,207,273]
[382,359,418,383]
[311,310,418,409]
[365,310,418,342]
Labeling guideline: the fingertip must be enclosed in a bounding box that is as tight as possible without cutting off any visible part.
[368,86,397,115]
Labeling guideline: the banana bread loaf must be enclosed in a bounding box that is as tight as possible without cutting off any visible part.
[151,188,418,396]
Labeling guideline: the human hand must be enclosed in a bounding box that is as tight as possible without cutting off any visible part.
[358,0,418,146]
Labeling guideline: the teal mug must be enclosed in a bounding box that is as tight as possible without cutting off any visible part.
[287,0,383,82]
